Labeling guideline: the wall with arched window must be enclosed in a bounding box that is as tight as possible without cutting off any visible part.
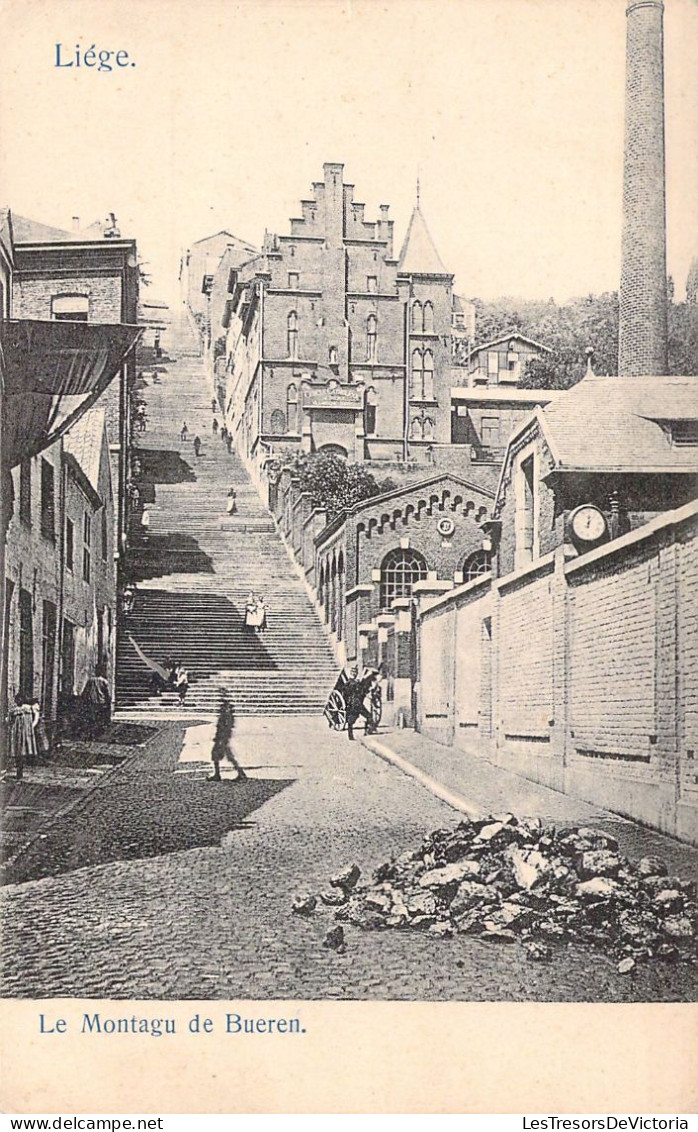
[270,409,286,434]
[461,549,491,581]
[411,300,422,332]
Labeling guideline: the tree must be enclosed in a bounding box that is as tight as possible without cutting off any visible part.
[267,449,394,520]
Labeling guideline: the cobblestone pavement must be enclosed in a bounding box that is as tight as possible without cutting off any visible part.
[1,717,696,1002]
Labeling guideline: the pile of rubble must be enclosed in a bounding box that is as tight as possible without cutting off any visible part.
[292,815,697,970]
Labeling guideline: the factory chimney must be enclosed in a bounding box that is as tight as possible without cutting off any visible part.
[618,0,668,375]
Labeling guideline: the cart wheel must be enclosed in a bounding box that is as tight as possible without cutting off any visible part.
[369,686,382,726]
[325,689,347,731]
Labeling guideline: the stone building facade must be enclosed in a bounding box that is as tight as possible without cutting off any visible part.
[181,230,256,329]
[10,214,139,554]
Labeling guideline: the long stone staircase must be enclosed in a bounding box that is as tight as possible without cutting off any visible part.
[115,308,338,715]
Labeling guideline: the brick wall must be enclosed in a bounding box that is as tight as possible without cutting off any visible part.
[417,502,698,844]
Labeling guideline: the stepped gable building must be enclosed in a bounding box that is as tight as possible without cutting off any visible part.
[220,162,466,468]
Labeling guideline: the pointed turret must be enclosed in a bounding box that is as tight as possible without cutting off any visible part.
[398,199,449,276]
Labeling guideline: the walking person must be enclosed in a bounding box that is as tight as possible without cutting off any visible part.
[180,421,189,442]
[211,398,218,413]
[212,417,219,435]
[80,666,112,738]
[221,425,228,444]
[226,487,237,515]
[193,435,202,457]
[226,433,233,454]
[209,692,246,782]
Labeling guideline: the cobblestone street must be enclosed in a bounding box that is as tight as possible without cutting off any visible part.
[2,716,696,1002]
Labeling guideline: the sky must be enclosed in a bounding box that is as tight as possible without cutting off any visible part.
[1,0,697,307]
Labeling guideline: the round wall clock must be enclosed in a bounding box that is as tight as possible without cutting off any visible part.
[568,504,608,545]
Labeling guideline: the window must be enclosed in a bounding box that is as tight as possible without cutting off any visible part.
[366,314,377,362]
[65,518,74,571]
[101,508,108,560]
[487,351,500,381]
[19,459,31,526]
[51,294,89,321]
[422,301,434,334]
[40,459,55,541]
[423,416,435,440]
[481,416,499,447]
[411,349,423,399]
[288,272,299,289]
[286,384,299,433]
[365,387,377,435]
[83,512,92,583]
[42,600,57,720]
[287,311,299,359]
[61,619,76,698]
[409,416,423,440]
[462,549,491,581]
[367,276,377,293]
[270,409,286,434]
[423,350,434,399]
[670,420,698,446]
[379,548,427,609]
[18,588,34,701]
[411,301,422,332]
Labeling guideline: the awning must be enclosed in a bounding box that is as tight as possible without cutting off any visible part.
[1,318,143,468]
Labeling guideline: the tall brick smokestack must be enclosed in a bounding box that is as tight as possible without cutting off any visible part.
[618,0,668,375]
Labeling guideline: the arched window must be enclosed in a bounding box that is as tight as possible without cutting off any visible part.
[366,314,377,362]
[411,349,423,399]
[317,443,348,459]
[423,416,435,440]
[270,409,286,434]
[287,311,299,359]
[328,345,338,365]
[411,300,422,332]
[379,548,427,609]
[422,301,434,334]
[423,350,434,399]
[462,549,491,581]
[409,416,423,440]
[365,386,377,435]
[286,383,299,433]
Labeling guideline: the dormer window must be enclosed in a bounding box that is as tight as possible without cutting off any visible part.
[670,420,698,446]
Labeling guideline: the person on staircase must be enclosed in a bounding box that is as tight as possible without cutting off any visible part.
[212,417,219,435]
[226,487,237,515]
[180,422,189,442]
[226,433,233,454]
[193,435,202,457]
[255,595,268,634]
[221,425,228,445]
[172,662,189,704]
[211,398,218,413]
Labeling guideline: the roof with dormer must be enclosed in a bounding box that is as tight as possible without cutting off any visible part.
[397,204,449,276]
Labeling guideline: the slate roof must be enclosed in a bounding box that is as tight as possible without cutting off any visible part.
[397,204,449,276]
[63,407,108,500]
[537,373,698,473]
[11,214,123,244]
